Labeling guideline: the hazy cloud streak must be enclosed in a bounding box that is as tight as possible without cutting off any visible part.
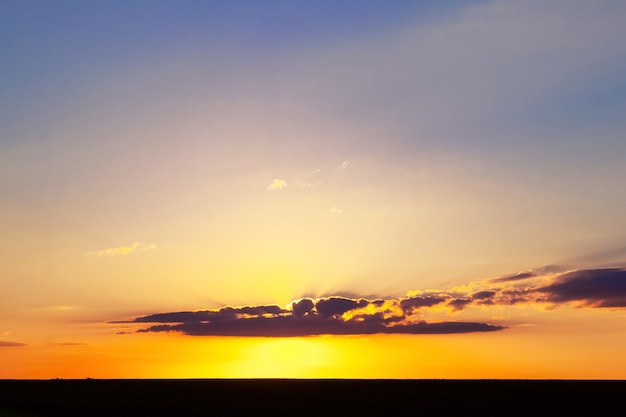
[0,341,26,347]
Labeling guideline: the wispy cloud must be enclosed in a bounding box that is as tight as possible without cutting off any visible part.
[488,271,538,284]
[113,267,626,337]
[293,161,350,188]
[267,179,287,191]
[338,160,350,171]
[85,242,157,257]
[294,169,322,187]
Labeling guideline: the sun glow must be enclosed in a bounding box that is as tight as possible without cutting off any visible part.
[225,337,338,378]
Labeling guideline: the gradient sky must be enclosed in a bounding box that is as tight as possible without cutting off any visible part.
[2,0,626,379]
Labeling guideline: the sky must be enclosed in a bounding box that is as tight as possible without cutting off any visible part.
[1,0,626,379]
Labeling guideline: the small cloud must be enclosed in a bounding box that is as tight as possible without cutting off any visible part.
[315,297,369,317]
[329,206,342,214]
[295,169,322,187]
[289,298,315,317]
[338,160,350,171]
[400,296,446,312]
[448,298,472,311]
[86,242,158,257]
[267,179,287,191]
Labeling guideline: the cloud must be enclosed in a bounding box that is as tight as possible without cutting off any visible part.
[114,304,288,324]
[447,298,473,311]
[488,266,567,284]
[489,271,537,284]
[472,268,626,310]
[534,268,626,308]
[114,266,626,338]
[328,206,342,214]
[0,341,26,347]
[289,298,315,317]
[315,297,369,317]
[471,291,496,300]
[267,179,287,191]
[86,242,157,257]
[399,296,446,312]
[338,160,350,171]
[117,295,505,337]
[136,318,503,337]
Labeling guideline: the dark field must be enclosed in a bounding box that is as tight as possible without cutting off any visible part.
[0,379,624,416]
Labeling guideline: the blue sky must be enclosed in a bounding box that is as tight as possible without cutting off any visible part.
[3,1,626,286]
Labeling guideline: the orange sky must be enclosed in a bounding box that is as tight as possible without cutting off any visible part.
[3,268,626,379]
[2,0,626,379]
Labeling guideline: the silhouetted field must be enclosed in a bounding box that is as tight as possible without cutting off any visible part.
[0,379,623,416]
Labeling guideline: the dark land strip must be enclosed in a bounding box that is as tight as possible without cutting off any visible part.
[0,379,624,416]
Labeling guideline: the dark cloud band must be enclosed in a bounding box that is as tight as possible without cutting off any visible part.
[114,267,625,338]
[136,316,504,337]
[120,295,505,337]
[535,268,626,307]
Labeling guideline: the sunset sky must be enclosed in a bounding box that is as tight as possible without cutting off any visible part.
[2,0,626,379]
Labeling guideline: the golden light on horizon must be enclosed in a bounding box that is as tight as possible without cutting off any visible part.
[222,338,338,378]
